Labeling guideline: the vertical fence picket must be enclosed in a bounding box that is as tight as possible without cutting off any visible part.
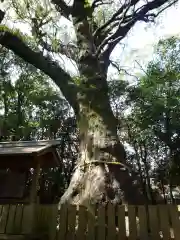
[13,204,23,234]
[148,205,160,240]
[66,205,76,240]
[49,204,58,240]
[97,205,105,240]
[58,204,67,240]
[107,203,116,240]
[76,205,87,240]
[43,205,51,231]
[128,205,137,240]
[39,205,51,233]
[159,205,171,240]
[21,204,36,234]
[0,205,10,233]
[138,206,148,240]
[86,205,95,240]
[117,205,126,240]
[0,206,2,216]
[6,205,16,234]
[169,205,180,240]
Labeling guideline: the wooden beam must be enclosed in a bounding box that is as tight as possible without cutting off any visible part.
[28,160,41,233]
[30,161,40,204]
[0,140,61,148]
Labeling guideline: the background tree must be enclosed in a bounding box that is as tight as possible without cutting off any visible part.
[126,36,180,203]
[0,47,78,203]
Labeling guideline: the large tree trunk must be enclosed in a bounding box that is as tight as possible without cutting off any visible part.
[60,63,146,207]
[59,1,147,208]
[60,94,146,206]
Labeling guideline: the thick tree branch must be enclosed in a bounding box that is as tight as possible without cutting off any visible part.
[51,0,93,20]
[93,0,139,38]
[0,10,4,23]
[92,0,113,9]
[100,0,177,59]
[0,26,79,113]
[96,17,135,58]
[51,0,72,19]
[154,129,172,148]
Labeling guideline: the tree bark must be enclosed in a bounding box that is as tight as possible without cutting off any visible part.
[57,0,147,206]
[60,92,146,206]
[60,58,146,207]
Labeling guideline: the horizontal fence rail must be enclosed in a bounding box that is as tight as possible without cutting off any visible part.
[0,204,179,239]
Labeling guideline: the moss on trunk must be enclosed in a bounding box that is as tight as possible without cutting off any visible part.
[59,74,147,207]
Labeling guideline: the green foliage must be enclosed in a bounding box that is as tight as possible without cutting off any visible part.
[84,0,90,8]
[126,37,180,188]
[129,37,180,133]
[0,48,78,202]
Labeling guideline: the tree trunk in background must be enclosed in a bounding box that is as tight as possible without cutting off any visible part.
[169,178,174,204]
[160,179,167,204]
[134,144,148,202]
[2,92,8,140]
[142,157,155,204]
[17,91,24,140]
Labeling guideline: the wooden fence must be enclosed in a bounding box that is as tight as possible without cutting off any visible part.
[0,204,179,239]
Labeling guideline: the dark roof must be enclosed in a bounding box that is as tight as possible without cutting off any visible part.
[0,140,61,168]
[0,140,60,155]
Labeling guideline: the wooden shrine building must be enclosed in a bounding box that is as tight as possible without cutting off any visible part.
[0,140,61,204]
